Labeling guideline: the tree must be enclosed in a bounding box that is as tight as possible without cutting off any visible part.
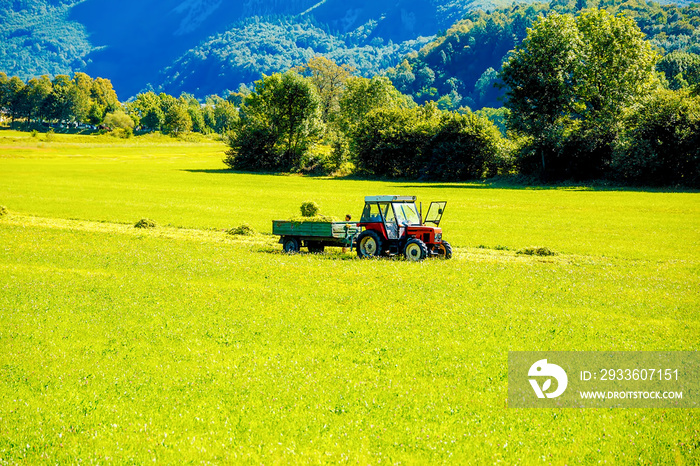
[91,77,119,111]
[615,89,700,187]
[212,100,238,133]
[295,56,355,123]
[89,77,119,124]
[0,73,9,114]
[427,111,505,180]
[352,103,506,180]
[132,92,163,131]
[500,9,660,179]
[141,106,164,131]
[71,72,93,124]
[225,71,322,171]
[338,76,413,137]
[7,76,25,126]
[657,51,700,90]
[27,76,52,123]
[45,75,74,123]
[500,12,581,174]
[353,103,441,178]
[178,93,208,133]
[163,104,192,136]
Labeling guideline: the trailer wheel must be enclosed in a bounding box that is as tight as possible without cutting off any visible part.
[434,241,453,259]
[307,242,325,253]
[404,238,428,262]
[283,237,300,253]
[357,230,383,258]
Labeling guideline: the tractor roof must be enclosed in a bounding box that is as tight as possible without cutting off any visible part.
[364,195,416,202]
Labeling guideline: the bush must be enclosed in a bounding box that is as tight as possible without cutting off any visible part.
[352,104,506,180]
[300,201,320,217]
[425,111,505,180]
[516,246,557,256]
[223,124,279,171]
[104,110,135,133]
[227,223,256,236]
[134,218,157,229]
[0,205,8,217]
[297,144,334,176]
[113,127,133,139]
[614,89,700,187]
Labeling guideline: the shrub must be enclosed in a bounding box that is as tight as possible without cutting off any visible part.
[134,218,157,229]
[614,89,700,187]
[227,223,256,236]
[0,205,8,217]
[113,127,133,139]
[104,110,135,133]
[300,201,320,217]
[517,246,557,256]
[426,111,505,180]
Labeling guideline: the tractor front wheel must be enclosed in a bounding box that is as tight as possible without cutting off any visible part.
[404,238,428,262]
[283,237,300,253]
[434,241,453,259]
[357,230,383,258]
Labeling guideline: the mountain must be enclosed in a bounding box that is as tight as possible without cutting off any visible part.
[1,0,529,98]
[151,16,434,97]
[2,0,697,102]
[0,0,91,78]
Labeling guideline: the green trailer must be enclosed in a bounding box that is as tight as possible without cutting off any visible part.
[272,220,361,253]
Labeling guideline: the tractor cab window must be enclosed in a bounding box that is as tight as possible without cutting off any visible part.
[361,203,383,223]
[424,201,447,226]
[381,202,399,239]
[380,203,395,223]
[394,202,421,225]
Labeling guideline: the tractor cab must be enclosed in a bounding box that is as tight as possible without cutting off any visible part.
[356,196,451,261]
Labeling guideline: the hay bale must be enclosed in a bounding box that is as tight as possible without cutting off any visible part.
[300,201,320,217]
[134,218,157,229]
[227,223,256,236]
[516,246,557,256]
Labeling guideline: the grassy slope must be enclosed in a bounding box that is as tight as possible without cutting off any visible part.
[0,130,698,463]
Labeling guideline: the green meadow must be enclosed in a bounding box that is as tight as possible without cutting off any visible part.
[1,130,698,463]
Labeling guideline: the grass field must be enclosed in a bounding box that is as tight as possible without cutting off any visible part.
[1,129,699,463]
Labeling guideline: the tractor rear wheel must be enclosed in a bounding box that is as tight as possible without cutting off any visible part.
[434,241,453,259]
[283,237,300,253]
[404,238,428,262]
[357,230,383,258]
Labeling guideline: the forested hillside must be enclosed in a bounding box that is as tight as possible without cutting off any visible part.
[153,16,433,97]
[2,0,526,98]
[388,0,700,110]
[2,0,699,102]
[0,0,90,78]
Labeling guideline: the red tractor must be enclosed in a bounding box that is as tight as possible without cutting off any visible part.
[356,195,452,261]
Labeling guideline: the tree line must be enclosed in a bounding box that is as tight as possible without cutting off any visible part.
[223,10,700,187]
[0,72,240,137]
